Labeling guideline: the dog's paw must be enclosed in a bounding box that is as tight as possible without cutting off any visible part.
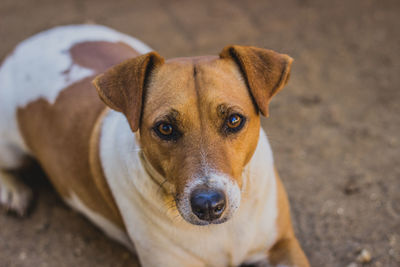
[0,173,33,216]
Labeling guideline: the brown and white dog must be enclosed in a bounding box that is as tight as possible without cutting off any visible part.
[0,25,309,267]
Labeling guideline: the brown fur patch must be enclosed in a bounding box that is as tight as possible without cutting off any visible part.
[15,41,144,229]
[89,108,125,228]
[70,41,140,72]
[17,77,123,228]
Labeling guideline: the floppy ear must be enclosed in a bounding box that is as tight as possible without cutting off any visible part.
[220,45,293,117]
[92,52,164,132]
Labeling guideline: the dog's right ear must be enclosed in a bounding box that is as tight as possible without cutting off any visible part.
[220,45,293,117]
[92,52,164,132]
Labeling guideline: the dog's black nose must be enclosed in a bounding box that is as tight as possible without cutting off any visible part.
[190,189,226,221]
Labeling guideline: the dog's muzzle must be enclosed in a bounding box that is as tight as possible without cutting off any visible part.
[177,172,241,225]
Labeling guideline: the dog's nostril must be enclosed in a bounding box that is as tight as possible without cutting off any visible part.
[214,205,223,213]
[190,189,226,221]
[195,208,204,215]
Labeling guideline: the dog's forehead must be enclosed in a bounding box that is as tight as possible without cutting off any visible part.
[143,56,253,120]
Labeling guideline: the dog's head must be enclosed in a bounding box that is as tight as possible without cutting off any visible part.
[93,46,292,225]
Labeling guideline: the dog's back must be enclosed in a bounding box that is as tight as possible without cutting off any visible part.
[0,25,150,168]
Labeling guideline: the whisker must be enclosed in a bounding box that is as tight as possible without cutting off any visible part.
[157,178,168,194]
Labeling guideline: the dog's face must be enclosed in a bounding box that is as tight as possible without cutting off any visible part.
[139,57,260,224]
[93,46,292,225]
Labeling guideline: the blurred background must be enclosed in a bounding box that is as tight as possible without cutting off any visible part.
[0,0,399,266]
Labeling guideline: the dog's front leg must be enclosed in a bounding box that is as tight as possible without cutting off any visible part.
[242,178,310,267]
[265,236,309,267]
[0,170,33,216]
[241,236,309,267]
[260,172,310,267]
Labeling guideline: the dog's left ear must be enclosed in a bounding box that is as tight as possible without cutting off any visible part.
[220,45,293,117]
[93,52,164,132]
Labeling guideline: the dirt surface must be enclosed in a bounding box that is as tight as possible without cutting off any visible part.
[0,0,399,266]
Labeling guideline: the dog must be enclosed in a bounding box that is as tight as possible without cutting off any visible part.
[0,25,309,267]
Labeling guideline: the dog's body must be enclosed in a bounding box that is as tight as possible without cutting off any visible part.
[0,25,309,266]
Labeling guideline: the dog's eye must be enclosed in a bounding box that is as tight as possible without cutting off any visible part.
[224,114,246,133]
[153,122,180,141]
[158,123,173,135]
[227,114,242,128]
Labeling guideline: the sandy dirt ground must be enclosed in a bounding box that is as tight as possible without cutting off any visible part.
[0,0,399,266]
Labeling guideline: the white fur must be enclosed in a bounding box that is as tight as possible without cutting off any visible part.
[0,24,152,168]
[99,110,278,267]
[65,192,134,251]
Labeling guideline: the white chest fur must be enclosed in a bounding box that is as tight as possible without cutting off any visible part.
[99,110,279,267]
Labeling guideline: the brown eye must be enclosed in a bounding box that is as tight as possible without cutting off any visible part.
[153,122,181,141]
[227,114,242,128]
[158,123,173,135]
[224,113,246,134]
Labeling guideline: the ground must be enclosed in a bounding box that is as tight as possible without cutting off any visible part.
[0,0,399,266]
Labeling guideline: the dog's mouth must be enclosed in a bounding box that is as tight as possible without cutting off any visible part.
[174,174,241,226]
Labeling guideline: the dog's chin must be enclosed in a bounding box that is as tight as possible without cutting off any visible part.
[189,217,230,226]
